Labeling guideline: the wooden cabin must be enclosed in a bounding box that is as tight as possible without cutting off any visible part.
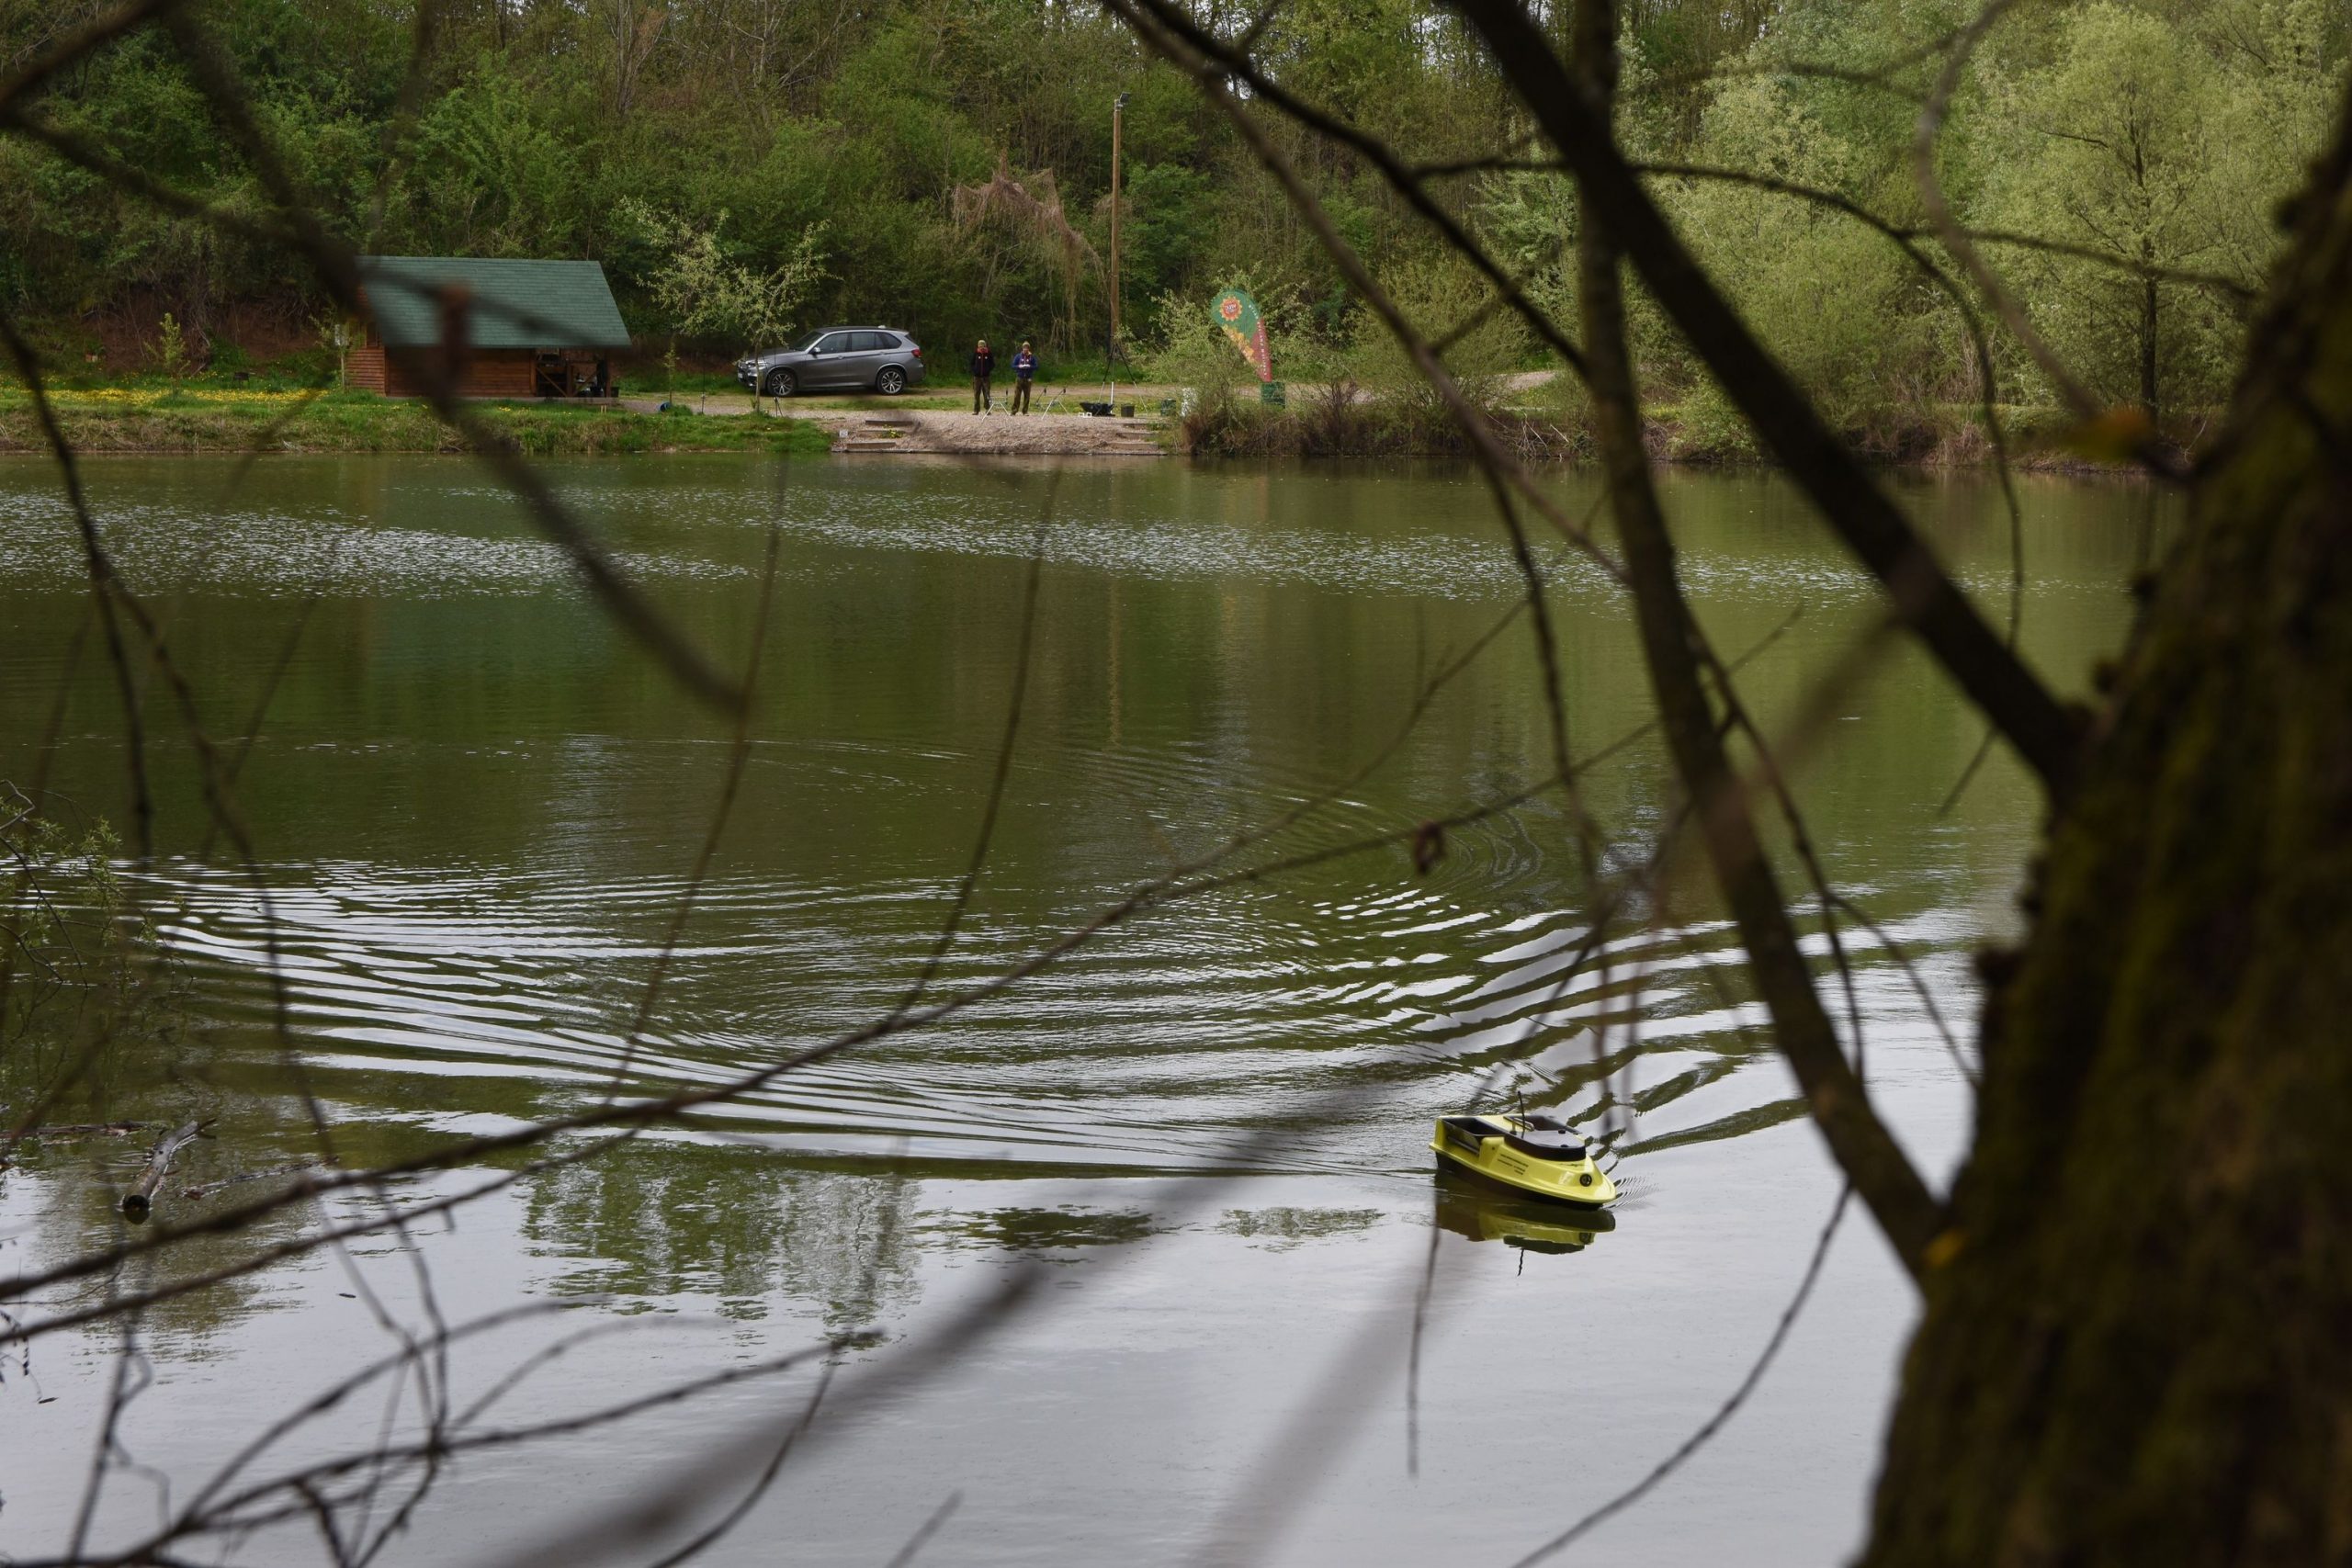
[350,256,631,399]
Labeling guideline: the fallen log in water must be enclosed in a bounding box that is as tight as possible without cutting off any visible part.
[120,1120,210,1222]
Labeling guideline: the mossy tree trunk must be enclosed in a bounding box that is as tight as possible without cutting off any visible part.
[1862,94,2352,1568]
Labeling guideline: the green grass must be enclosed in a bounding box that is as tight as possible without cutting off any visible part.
[0,379,2122,468]
[0,388,833,457]
[28,361,337,396]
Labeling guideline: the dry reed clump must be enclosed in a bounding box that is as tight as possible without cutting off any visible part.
[952,159,1102,354]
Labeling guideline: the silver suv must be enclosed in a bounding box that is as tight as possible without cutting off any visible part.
[735,327,926,397]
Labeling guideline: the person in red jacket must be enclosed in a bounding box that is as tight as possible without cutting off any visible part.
[969,340,996,413]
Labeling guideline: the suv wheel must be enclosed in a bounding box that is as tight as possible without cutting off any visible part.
[875,367,907,395]
[763,369,796,398]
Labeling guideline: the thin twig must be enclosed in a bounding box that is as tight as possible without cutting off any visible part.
[1501,1187,1852,1568]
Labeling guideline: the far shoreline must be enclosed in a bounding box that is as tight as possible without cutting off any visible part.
[0,384,2164,475]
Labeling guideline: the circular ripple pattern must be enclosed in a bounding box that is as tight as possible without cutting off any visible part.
[149,831,1983,1182]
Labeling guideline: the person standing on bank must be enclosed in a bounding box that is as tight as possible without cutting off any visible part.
[969,339,996,414]
[1011,341,1037,414]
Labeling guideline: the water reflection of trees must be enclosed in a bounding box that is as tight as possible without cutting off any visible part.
[519,1145,921,1331]
[944,1204,1168,1255]
[9,1128,337,1350]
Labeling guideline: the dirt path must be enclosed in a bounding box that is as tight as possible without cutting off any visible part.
[623,382,1180,418]
[619,389,1172,456]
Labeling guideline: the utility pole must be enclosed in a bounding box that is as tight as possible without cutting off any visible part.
[1110,91,1129,375]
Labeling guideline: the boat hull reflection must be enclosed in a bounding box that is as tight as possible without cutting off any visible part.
[1433,1166,1618,1256]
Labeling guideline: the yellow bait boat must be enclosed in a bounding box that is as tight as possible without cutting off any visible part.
[1430,1113,1617,1209]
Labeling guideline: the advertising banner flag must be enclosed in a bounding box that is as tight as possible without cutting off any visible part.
[1211,288,1272,383]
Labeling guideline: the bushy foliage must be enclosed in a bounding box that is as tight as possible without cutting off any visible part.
[0,788,176,1101]
[1138,276,1348,393]
[1971,0,2335,418]
[1341,254,1530,406]
[0,0,2339,430]
[616,199,830,355]
[1674,82,1920,423]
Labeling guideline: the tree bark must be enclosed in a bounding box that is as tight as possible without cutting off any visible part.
[120,1120,204,1222]
[1863,92,2352,1567]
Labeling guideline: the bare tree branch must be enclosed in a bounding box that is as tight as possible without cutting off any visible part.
[1567,0,1944,1278]
[1446,0,2086,800]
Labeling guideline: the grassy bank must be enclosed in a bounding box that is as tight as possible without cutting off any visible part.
[1176,376,2182,469]
[1176,384,2166,468]
[0,381,2161,469]
[0,388,833,457]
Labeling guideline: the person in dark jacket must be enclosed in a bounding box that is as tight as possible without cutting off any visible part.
[969,340,996,413]
[1011,341,1038,413]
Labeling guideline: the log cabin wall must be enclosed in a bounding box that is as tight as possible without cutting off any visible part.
[382,348,535,399]
[347,345,536,399]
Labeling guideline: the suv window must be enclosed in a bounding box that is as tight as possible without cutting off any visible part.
[813,332,854,354]
[853,332,896,351]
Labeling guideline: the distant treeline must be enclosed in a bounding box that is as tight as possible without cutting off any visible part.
[1,0,2341,435]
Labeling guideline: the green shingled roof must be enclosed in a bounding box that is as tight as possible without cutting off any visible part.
[357,256,631,350]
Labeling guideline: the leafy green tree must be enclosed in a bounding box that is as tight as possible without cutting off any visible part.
[314,311,355,389]
[397,65,587,258]
[0,0,2337,421]
[1973,2,2311,423]
[1120,164,1215,338]
[619,199,829,403]
[150,311,188,385]
[1345,253,1528,407]
[1665,76,1931,442]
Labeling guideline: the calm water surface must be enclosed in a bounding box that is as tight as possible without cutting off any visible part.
[0,454,2167,1565]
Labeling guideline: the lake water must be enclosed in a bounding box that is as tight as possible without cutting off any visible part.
[0,454,2164,1566]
